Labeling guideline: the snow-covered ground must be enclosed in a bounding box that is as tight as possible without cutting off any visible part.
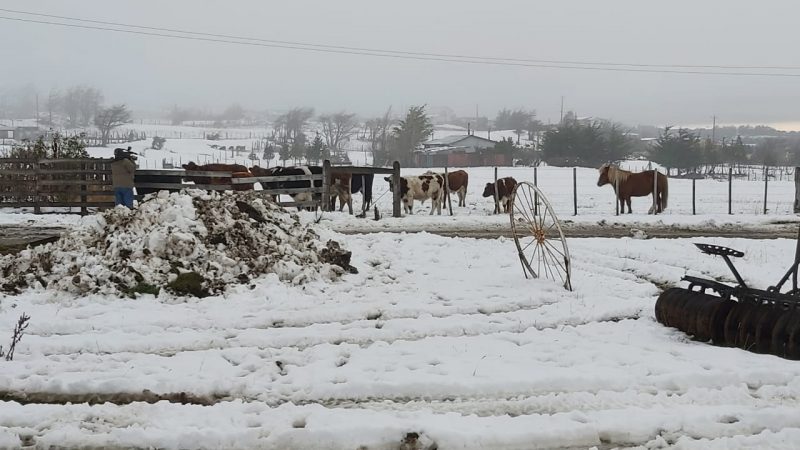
[1,231,800,448]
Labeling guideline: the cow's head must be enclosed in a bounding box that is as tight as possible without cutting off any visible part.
[182,161,200,171]
[597,163,611,187]
[482,182,495,198]
[384,176,393,192]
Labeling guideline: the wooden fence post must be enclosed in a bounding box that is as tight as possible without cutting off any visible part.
[728,167,733,215]
[615,177,619,216]
[795,167,800,214]
[692,178,696,215]
[444,166,453,216]
[392,161,401,218]
[763,165,768,215]
[80,161,87,216]
[33,160,41,214]
[322,159,332,212]
[573,167,577,216]
[493,167,500,214]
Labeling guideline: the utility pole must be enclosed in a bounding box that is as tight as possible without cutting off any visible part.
[712,115,716,143]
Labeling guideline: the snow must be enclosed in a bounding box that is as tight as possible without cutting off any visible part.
[0,191,352,296]
[1,231,800,448]
[2,126,800,447]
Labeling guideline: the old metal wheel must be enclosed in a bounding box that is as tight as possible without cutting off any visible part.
[510,182,572,291]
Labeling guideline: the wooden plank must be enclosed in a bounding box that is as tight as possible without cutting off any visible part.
[136,169,236,177]
[134,169,189,176]
[0,169,41,175]
[0,180,36,186]
[134,182,231,190]
[259,187,323,195]
[0,159,37,163]
[39,158,113,164]
[38,169,112,175]
[0,202,38,208]
[38,179,111,186]
[33,202,116,208]
[233,174,323,183]
[328,166,396,175]
[276,201,320,208]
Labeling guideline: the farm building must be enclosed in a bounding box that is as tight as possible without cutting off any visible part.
[0,126,13,140]
[415,134,511,167]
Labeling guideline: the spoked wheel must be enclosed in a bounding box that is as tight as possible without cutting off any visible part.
[510,181,572,291]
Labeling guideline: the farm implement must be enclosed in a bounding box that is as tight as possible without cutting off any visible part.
[655,225,800,358]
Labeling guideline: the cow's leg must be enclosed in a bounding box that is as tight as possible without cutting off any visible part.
[432,193,441,215]
[346,194,353,215]
[404,198,412,215]
[458,188,466,207]
[626,198,632,214]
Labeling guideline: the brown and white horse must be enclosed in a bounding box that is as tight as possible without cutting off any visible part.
[597,164,668,214]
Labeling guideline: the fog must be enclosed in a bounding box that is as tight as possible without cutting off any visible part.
[1,0,799,126]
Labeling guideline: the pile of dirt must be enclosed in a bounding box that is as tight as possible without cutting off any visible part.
[0,190,355,297]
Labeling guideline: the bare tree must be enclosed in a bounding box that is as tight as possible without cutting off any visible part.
[274,107,314,141]
[59,86,103,128]
[319,111,359,157]
[366,107,393,166]
[94,104,132,146]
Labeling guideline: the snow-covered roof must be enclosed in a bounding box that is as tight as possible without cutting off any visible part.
[425,134,497,146]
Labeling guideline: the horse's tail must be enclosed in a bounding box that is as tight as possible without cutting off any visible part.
[660,172,668,211]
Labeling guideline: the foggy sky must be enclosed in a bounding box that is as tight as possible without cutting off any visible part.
[2,0,800,127]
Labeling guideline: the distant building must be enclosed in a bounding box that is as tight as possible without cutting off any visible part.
[416,134,510,167]
[14,126,45,141]
[0,126,13,140]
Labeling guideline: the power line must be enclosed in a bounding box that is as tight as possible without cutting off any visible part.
[3,7,799,72]
[3,14,800,78]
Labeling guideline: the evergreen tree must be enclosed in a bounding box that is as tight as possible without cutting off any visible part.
[392,105,433,166]
[306,134,325,164]
[650,127,702,172]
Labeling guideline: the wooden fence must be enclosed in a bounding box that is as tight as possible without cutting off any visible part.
[0,158,114,214]
[0,158,402,217]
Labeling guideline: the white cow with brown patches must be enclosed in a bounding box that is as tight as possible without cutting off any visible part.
[384,172,445,215]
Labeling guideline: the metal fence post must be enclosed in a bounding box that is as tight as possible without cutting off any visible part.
[795,167,800,214]
[573,167,577,216]
[728,167,733,215]
[692,178,696,215]
[444,166,453,216]
[763,165,768,215]
[493,167,500,214]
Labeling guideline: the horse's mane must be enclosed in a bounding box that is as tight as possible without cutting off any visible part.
[602,163,631,184]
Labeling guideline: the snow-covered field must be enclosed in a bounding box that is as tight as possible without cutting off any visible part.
[2,231,800,448]
[2,126,800,448]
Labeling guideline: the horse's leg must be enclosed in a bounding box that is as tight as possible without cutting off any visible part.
[626,197,632,214]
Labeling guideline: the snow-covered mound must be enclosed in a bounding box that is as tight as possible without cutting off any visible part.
[0,190,354,297]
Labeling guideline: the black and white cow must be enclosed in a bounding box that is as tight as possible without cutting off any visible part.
[384,172,445,215]
[252,165,322,210]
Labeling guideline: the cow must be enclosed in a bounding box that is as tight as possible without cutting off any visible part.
[443,170,469,207]
[329,172,353,214]
[482,177,517,213]
[350,173,374,212]
[329,173,374,215]
[182,162,252,191]
[384,172,445,215]
[250,165,322,210]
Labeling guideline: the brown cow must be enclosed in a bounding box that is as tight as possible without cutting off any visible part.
[329,172,353,214]
[482,177,517,213]
[443,170,469,207]
[182,162,252,191]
